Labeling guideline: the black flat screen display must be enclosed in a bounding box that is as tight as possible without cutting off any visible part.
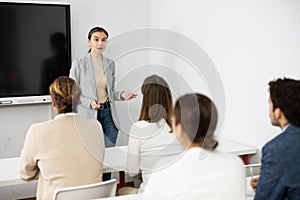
[0,2,71,100]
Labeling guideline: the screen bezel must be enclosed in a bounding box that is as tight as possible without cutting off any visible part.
[0,1,71,106]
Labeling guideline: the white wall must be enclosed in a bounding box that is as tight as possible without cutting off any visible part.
[149,0,300,162]
[0,0,149,158]
[1,0,300,164]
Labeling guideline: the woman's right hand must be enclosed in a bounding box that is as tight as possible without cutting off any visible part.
[91,100,100,110]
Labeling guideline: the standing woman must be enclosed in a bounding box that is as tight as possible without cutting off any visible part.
[69,27,137,148]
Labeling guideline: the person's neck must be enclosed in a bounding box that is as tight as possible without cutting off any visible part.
[91,51,102,58]
[280,120,289,130]
[186,143,201,150]
[278,113,289,129]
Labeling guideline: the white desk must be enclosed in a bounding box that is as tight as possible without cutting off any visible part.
[0,139,256,199]
[103,138,256,173]
[0,147,128,199]
[217,138,257,164]
[93,194,143,200]
[0,147,127,184]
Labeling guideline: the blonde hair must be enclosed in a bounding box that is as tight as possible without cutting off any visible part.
[49,76,81,113]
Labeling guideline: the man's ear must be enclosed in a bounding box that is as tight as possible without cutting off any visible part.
[274,107,282,119]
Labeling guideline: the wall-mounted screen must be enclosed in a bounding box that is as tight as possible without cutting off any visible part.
[0,1,71,105]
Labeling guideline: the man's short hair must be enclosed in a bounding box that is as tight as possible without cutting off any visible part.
[269,77,300,127]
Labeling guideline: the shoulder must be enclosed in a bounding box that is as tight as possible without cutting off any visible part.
[132,120,152,128]
[129,121,151,137]
[198,150,245,181]
[29,119,55,129]
[284,124,300,138]
[102,55,113,63]
[261,133,288,164]
[82,116,101,126]
[132,119,170,129]
[263,135,281,153]
[73,115,102,129]
[192,149,245,172]
[72,54,90,67]
[216,150,244,166]
[263,125,300,157]
[25,120,55,140]
[263,126,294,153]
[102,56,115,69]
[130,120,166,135]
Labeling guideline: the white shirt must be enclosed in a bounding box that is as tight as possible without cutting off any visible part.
[143,147,246,200]
[126,119,184,193]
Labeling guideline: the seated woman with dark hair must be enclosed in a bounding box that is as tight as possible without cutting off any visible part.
[143,93,245,200]
[20,76,105,200]
[122,75,184,194]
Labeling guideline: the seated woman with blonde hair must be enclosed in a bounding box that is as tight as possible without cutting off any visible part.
[20,76,105,200]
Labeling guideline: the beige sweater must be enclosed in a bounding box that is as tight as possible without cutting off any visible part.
[91,52,108,103]
[19,113,105,200]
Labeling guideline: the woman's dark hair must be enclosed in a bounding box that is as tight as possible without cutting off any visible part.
[87,27,109,53]
[88,27,109,40]
[174,93,218,150]
[49,76,81,114]
[139,75,173,130]
[269,77,300,127]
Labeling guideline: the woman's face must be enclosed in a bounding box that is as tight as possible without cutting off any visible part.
[88,31,108,54]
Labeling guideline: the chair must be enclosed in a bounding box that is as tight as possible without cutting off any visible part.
[53,179,117,200]
[244,163,261,178]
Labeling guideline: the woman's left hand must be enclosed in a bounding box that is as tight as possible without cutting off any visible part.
[121,91,137,100]
[250,176,259,191]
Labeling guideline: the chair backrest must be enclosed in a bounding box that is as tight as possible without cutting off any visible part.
[244,163,261,178]
[53,179,117,200]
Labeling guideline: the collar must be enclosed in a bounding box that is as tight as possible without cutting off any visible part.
[282,123,291,132]
[55,112,77,119]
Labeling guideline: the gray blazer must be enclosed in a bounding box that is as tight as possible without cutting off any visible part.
[69,53,123,127]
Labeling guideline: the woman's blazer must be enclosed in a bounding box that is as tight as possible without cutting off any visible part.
[69,53,123,126]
